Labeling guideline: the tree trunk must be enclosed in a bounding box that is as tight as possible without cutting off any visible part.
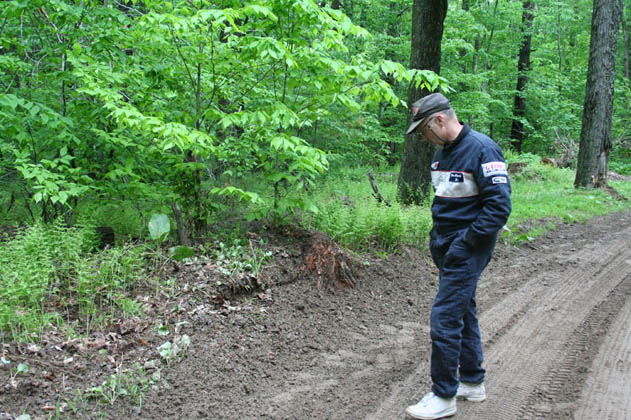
[483,0,500,72]
[384,0,406,165]
[575,0,620,188]
[171,202,191,246]
[510,0,535,153]
[397,0,448,205]
[619,0,629,80]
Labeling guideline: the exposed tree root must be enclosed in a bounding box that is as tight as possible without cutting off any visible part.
[300,232,355,291]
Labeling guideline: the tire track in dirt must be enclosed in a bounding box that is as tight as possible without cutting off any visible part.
[367,217,631,420]
[457,224,631,420]
[517,275,631,420]
[573,287,631,420]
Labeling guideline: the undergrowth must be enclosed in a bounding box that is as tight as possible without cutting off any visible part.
[1,160,631,341]
[504,153,631,243]
[0,220,146,342]
[302,166,432,251]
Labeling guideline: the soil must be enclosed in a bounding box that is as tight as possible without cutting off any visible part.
[2,211,631,420]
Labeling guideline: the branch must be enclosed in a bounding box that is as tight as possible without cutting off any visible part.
[170,25,197,94]
[0,16,7,38]
[37,7,64,43]
[397,6,410,18]
[367,169,391,206]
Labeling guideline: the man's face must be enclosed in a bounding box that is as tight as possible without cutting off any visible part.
[417,116,434,140]
[417,116,447,147]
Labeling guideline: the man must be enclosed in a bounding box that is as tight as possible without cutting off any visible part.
[404,93,512,419]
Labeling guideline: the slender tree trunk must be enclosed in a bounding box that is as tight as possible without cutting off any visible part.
[481,0,500,135]
[557,6,563,74]
[619,0,629,80]
[385,0,405,165]
[575,0,620,188]
[510,0,535,153]
[557,5,564,98]
[483,0,500,72]
[171,203,190,246]
[473,35,480,74]
[397,0,448,204]
[458,0,471,98]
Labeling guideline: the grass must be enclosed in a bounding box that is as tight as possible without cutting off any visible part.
[302,160,631,249]
[0,220,147,341]
[504,158,631,242]
[302,165,432,251]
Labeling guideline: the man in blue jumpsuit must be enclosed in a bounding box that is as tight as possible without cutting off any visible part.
[404,93,512,420]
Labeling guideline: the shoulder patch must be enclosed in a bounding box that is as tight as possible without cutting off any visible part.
[492,176,508,184]
[481,161,507,177]
[431,161,439,170]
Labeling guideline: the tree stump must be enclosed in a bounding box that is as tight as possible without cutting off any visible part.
[301,232,355,291]
[508,162,527,174]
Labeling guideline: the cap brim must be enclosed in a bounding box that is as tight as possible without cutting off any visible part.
[406,118,424,135]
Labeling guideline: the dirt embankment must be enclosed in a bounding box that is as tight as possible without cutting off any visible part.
[1,212,631,420]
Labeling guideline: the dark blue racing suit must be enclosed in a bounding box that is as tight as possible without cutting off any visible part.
[428,123,511,398]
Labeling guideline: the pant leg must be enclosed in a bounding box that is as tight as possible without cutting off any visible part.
[459,236,495,383]
[458,293,484,384]
[429,231,496,398]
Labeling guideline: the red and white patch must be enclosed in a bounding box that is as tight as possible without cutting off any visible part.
[431,161,439,170]
[481,161,507,177]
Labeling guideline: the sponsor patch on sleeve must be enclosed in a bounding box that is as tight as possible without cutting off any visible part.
[431,161,439,170]
[481,161,508,177]
[492,176,508,184]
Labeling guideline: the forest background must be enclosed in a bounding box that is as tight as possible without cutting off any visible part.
[2,0,631,341]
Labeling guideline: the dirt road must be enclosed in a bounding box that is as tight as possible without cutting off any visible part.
[369,213,631,420]
[140,211,631,420]
[2,212,630,420]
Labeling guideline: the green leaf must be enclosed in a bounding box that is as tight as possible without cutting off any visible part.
[157,341,172,359]
[148,213,170,242]
[16,363,29,374]
[168,246,195,261]
[156,324,170,336]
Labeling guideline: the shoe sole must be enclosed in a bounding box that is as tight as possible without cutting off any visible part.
[457,394,486,402]
[405,407,457,420]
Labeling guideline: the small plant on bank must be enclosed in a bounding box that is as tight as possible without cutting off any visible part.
[213,239,272,279]
[86,363,151,406]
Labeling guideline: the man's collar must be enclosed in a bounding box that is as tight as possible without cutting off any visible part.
[444,123,470,149]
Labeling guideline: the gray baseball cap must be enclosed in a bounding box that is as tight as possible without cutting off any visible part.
[406,93,451,135]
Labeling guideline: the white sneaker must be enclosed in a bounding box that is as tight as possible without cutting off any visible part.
[456,381,486,402]
[405,392,456,419]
